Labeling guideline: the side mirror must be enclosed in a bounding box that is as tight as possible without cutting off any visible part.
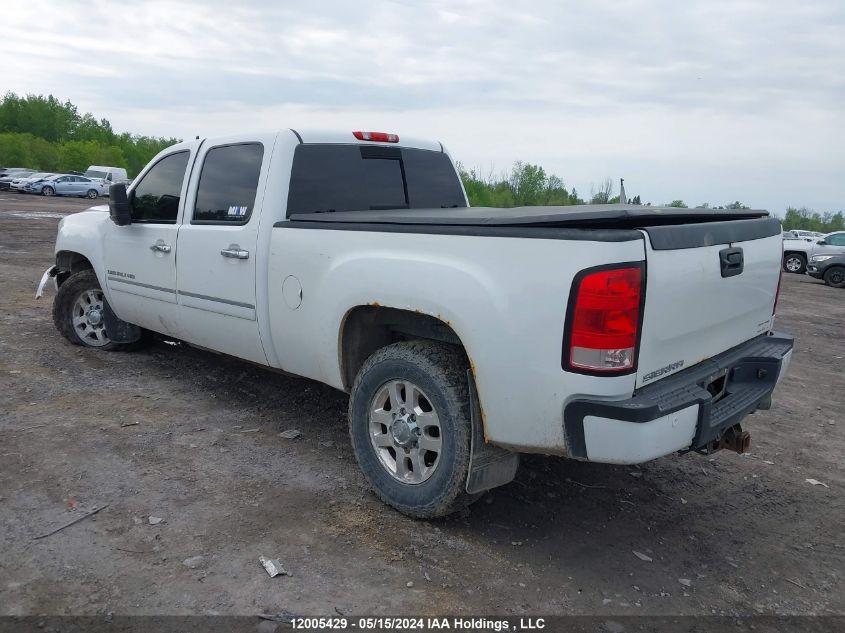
[817,239,828,245]
[109,183,132,226]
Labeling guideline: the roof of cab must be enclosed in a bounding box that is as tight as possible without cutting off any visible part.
[166,130,444,154]
[291,129,442,152]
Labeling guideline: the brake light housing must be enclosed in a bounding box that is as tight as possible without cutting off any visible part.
[563,263,645,374]
[353,131,399,143]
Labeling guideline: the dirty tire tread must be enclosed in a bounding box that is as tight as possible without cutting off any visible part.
[349,340,477,519]
[52,269,143,351]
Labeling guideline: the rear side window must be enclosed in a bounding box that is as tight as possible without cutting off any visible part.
[131,151,190,223]
[286,145,466,215]
[192,143,264,224]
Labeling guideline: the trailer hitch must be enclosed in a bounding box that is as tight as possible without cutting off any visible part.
[717,425,751,454]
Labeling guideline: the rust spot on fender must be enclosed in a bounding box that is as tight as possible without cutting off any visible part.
[479,402,490,443]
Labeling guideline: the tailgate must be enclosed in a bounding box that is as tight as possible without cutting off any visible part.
[636,217,782,388]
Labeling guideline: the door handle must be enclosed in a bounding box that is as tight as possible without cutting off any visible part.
[719,246,744,278]
[220,247,249,260]
[150,241,171,253]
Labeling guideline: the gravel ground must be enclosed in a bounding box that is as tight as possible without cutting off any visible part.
[0,194,842,617]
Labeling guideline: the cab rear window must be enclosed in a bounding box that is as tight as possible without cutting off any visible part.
[286,145,466,215]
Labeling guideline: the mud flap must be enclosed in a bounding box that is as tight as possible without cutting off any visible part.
[103,299,142,343]
[465,370,519,494]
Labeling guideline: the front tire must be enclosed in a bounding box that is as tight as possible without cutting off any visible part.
[824,266,845,288]
[53,270,129,351]
[783,253,806,274]
[349,341,477,518]
[86,189,98,199]
[41,185,55,197]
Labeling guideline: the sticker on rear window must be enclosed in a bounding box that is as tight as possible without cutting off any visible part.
[227,206,248,217]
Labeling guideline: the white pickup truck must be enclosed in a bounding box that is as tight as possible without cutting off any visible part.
[782,231,845,274]
[39,129,793,517]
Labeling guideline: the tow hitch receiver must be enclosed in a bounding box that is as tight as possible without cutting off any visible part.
[717,425,751,454]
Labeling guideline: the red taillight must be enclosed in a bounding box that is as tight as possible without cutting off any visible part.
[565,265,643,373]
[353,131,399,143]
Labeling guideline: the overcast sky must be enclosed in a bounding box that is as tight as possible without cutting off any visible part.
[3,0,843,212]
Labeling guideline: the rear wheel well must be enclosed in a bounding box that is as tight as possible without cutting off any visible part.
[55,251,94,285]
[340,306,465,391]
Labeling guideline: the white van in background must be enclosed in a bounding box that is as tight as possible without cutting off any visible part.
[84,165,129,185]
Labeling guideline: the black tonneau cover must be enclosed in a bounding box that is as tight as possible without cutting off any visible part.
[279,205,780,248]
[287,204,769,228]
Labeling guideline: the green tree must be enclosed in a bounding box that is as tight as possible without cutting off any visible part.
[0,92,178,176]
[0,132,34,166]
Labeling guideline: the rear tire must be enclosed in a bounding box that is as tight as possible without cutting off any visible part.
[823,266,845,288]
[42,185,55,197]
[783,253,806,274]
[52,270,144,351]
[349,341,478,518]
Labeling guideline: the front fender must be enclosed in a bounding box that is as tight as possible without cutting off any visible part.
[53,207,111,296]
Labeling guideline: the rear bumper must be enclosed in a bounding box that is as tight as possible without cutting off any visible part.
[563,332,793,464]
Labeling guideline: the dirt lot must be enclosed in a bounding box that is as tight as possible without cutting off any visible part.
[0,194,842,618]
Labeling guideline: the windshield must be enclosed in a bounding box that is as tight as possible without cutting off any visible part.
[85,170,108,179]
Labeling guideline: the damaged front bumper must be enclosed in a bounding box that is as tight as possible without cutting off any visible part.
[35,265,58,299]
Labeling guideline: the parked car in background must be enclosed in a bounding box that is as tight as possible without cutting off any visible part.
[0,169,35,190]
[807,253,845,288]
[783,231,845,273]
[25,174,108,198]
[786,229,825,240]
[84,165,129,185]
[10,172,54,192]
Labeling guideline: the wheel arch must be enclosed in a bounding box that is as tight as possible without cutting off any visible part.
[55,250,94,285]
[339,305,468,393]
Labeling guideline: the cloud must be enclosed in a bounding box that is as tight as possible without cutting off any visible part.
[1,0,843,211]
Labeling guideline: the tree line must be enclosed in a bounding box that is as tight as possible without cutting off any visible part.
[782,207,844,233]
[459,163,844,233]
[0,93,178,177]
[459,163,751,211]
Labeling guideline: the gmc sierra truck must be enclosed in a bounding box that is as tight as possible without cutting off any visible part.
[38,129,793,517]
